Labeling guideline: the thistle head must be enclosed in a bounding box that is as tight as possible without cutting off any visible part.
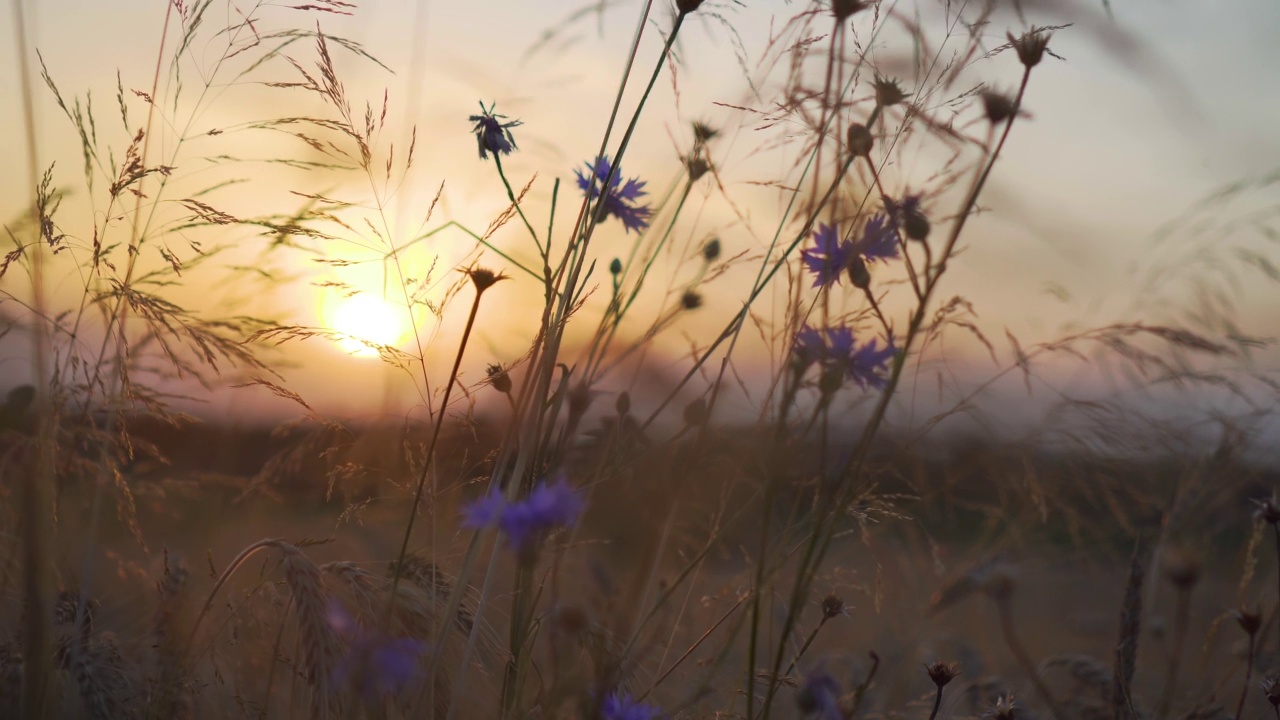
[1008,28,1053,69]
[874,76,907,108]
[466,266,508,295]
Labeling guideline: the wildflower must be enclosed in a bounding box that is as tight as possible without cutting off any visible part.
[466,266,508,294]
[925,661,960,688]
[797,669,843,719]
[981,89,1018,125]
[576,156,653,234]
[468,101,521,160]
[846,123,873,156]
[462,476,584,552]
[801,223,853,288]
[820,593,845,621]
[675,0,705,15]
[602,690,662,720]
[792,324,895,392]
[802,220,898,289]
[873,76,907,107]
[1008,28,1052,69]
[486,364,512,394]
[327,602,429,701]
[991,693,1017,720]
[884,194,930,242]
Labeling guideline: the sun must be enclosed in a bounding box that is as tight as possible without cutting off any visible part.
[327,293,409,357]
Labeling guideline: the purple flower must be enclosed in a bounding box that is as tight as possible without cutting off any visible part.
[792,324,896,391]
[602,691,663,720]
[327,602,429,701]
[854,213,899,262]
[800,223,854,288]
[463,476,585,551]
[801,218,899,289]
[469,101,521,160]
[576,156,653,234]
[797,670,843,719]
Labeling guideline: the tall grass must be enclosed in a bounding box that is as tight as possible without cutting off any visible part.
[2,1,1279,719]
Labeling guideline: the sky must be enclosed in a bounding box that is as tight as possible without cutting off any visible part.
[1,0,1278,447]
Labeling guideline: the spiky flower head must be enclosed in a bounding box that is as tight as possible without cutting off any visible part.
[874,76,907,107]
[466,266,508,294]
[468,101,521,160]
[925,661,960,688]
[991,693,1018,720]
[802,220,899,289]
[692,121,720,144]
[793,324,896,393]
[1008,27,1053,69]
[602,690,663,720]
[981,89,1018,125]
[686,155,711,181]
[820,593,845,620]
[576,156,653,234]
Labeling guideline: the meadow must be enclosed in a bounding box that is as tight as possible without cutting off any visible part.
[2,0,1280,718]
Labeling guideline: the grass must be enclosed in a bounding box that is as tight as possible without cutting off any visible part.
[2,0,1280,718]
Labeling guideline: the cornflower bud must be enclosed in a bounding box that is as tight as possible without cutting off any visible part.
[1237,605,1262,635]
[903,211,930,242]
[676,0,705,15]
[847,123,873,157]
[702,238,721,262]
[820,593,845,620]
[686,155,711,181]
[925,661,960,688]
[487,364,512,394]
[847,256,871,289]
[681,290,703,310]
[610,258,623,276]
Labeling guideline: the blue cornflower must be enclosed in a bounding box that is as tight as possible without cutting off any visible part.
[792,324,896,391]
[801,218,899,289]
[797,670,843,719]
[602,691,663,720]
[327,601,429,701]
[575,156,653,234]
[469,101,521,160]
[853,213,900,262]
[800,223,853,288]
[462,475,585,551]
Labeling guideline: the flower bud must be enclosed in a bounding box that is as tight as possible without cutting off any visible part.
[874,76,907,108]
[609,258,623,276]
[487,364,512,394]
[831,0,868,20]
[904,211,930,242]
[681,290,703,310]
[1008,28,1052,69]
[847,255,870,289]
[981,90,1017,125]
[925,661,960,688]
[847,123,873,157]
[702,238,721,262]
[676,0,705,15]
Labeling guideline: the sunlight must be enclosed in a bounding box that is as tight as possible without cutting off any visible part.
[327,293,408,357]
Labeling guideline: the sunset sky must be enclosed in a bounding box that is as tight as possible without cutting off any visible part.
[2,0,1277,440]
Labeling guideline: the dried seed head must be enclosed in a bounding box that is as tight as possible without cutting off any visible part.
[487,364,513,394]
[615,391,631,416]
[686,155,711,181]
[467,266,507,294]
[820,593,845,620]
[683,397,708,426]
[874,76,907,108]
[925,661,960,688]
[702,238,721,262]
[681,290,703,310]
[846,123,874,157]
[992,693,1017,720]
[1237,605,1262,635]
[831,0,869,21]
[1263,675,1280,708]
[610,258,623,276]
[981,90,1018,125]
[1160,548,1201,590]
[676,0,706,15]
[847,255,871,289]
[1008,28,1052,69]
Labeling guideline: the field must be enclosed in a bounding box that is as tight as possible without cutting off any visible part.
[2,1,1279,718]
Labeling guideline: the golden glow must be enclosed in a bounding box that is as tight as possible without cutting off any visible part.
[327,293,408,357]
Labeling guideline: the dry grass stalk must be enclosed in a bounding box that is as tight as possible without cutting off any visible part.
[1112,534,1152,720]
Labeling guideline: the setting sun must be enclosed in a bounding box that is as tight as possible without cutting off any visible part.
[327,293,409,357]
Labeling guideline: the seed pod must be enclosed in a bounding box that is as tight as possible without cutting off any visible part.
[904,211,931,242]
[702,238,721,262]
